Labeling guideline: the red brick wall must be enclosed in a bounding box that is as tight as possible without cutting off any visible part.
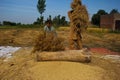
[100,14,114,30]
[100,13,120,31]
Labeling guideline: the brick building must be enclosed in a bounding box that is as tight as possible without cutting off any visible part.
[100,13,120,31]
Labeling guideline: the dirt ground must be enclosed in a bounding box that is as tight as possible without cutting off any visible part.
[0,28,120,80]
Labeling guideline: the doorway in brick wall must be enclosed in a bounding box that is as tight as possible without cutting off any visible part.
[115,20,120,30]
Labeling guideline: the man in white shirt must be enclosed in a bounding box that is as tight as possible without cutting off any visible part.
[44,20,57,38]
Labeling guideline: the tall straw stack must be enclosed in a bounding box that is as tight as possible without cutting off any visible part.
[68,0,89,49]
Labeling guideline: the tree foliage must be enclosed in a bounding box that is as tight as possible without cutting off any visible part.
[52,15,68,27]
[110,9,119,14]
[0,22,2,26]
[35,0,46,25]
[48,15,52,20]
[91,10,108,26]
[37,0,46,17]
[3,21,17,26]
[34,16,44,25]
[2,21,22,26]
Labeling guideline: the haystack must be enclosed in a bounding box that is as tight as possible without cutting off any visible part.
[32,31,64,53]
[68,0,89,49]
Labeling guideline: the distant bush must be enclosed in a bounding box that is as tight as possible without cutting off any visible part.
[3,21,16,26]
[0,25,43,29]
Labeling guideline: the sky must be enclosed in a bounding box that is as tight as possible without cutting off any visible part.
[0,0,120,24]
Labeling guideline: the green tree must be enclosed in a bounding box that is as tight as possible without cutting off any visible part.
[0,22,2,26]
[92,10,108,26]
[48,15,52,20]
[17,23,21,26]
[57,15,61,25]
[37,0,46,17]
[3,21,16,26]
[39,16,44,24]
[110,9,119,14]
[53,16,57,25]
[60,16,66,25]
[52,15,68,26]
[34,16,44,25]
[97,10,108,15]
[53,15,61,26]
[37,0,46,25]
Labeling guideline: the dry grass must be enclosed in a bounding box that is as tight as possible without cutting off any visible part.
[87,28,110,33]
[0,29,40,46]
[58,27,109,33]
[0,27,120,52]
[57,27,70,31]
